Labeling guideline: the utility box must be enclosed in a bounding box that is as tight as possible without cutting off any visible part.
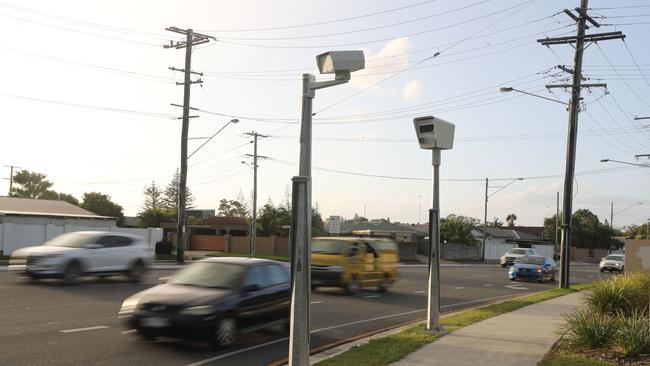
[413,116,455,150]
[624,239,650,272]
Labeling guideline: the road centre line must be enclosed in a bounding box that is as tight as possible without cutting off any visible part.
[59,325,109,333]
[310,301,324,304]
[454,287,465,290]
[187,292,537,366]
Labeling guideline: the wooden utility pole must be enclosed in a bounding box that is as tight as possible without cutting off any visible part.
[244,132,269,257]
[3,165,21,196]
[538,0,625,288]
[482,177,488,261]
[165,27,214,264]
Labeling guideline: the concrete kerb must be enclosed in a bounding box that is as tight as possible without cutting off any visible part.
[301,289,585,366]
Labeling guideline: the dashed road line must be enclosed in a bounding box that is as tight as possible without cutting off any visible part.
[59,325,109,333]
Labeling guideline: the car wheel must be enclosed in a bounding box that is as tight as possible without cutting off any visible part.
[137,327,158,341]
[345,277,360,295]
[63,261,82,285]
[501,264,506,268]
[128,261,146,283]
[550,273,556,282]
[213,317,237,348]
[509,277,516,281]
[600,268,605,273]
[378,275,391,293]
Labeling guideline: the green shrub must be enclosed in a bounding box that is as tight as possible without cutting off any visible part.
[560,307,618,349]
[613,310,650,357]
[586,273,650,315]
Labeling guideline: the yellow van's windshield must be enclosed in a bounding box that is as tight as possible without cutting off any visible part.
[311,239,344,255]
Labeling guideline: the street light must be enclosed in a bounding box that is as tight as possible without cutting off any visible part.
[499,87,567,105]
[413,115,455,333]
[288,50,365,366]
[601,158,650,168]
[188,118,239,159]
[481,177,524,261]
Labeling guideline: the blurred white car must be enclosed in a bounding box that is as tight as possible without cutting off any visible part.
[599,254,624,273]
[8,231,152,284]
[500,248,537,267]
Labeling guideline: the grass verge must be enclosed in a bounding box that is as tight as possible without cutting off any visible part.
[316,284,591,366]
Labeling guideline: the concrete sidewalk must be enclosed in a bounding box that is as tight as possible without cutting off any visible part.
[392,291,586,366]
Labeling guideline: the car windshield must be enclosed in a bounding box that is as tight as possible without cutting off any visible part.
[511,249,527,255]
[311,239,344,255]
[605,255,624,261]
[44,233,98,248]
[521,256,545,265]
[169,262,244,289]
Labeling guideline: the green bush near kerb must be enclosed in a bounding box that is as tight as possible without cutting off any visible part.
[585,272,650,316]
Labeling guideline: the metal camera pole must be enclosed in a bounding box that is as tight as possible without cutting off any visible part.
[427,149,442,332]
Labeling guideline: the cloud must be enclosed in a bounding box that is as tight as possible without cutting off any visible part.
[351,37,413,90]
[402,80,422,100]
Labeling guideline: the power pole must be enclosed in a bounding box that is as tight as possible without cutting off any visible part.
[482,177,488,261]
[3,165,21,196]
[418,195,422,223]
[556,192,560,257]
[244,131,269,257]
[610,201,614,228]
[538,0,625,288]
[165,27,214,264]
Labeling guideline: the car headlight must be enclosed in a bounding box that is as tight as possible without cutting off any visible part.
[180,305,214,316]
[536,269,542,273]
[119,297,139,315]
[509,267,517,272]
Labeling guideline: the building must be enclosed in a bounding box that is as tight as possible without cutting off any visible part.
[472,227,554,259]
[0,196,162,255]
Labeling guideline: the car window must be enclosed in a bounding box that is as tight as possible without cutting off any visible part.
[97,235,132,248]
[265,264,289,286]
[169,262,244,289]
[243,265,269,289]
[511,249,527,255]
[605,255,623,261]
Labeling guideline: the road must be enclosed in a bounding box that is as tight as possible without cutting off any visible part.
[0,264,606,365]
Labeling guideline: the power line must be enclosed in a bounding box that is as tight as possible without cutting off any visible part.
[198,0,441,33]
[0,91,177,118]
[595,42,650,110]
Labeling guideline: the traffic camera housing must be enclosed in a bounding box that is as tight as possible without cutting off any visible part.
[413,116,455,150]
[316,51,365,80]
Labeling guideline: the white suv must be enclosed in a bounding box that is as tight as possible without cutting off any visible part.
[8,231,153,284]
[500,248,537,267]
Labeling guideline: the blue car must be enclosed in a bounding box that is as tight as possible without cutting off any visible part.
[508,255,556,283]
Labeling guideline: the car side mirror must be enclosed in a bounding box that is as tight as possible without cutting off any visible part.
[243,284,261,292]
[84,243,102,249]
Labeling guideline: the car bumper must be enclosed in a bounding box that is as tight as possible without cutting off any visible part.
[124,311,216,339]
[8,264,63,277]
[600,265,623,271]
[311,270,344,287]
[509,270,544,280]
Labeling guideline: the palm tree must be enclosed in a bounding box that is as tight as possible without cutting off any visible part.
[506,213,518,227]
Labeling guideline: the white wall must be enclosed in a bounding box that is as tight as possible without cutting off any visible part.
[0,222,163,255]
[483,239,555,260]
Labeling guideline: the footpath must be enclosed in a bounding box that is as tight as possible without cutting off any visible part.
[391,291,586,366]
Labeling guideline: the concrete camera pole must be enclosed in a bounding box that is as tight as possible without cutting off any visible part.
[427,149,443,332]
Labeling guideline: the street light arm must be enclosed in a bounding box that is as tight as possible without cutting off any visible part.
[600,158,650,168]
[188,119,239,159]
[500,87,568,105]
[488,178,523,199]
[614,202,642,216]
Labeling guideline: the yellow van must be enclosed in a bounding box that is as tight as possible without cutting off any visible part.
[310,237,399,294]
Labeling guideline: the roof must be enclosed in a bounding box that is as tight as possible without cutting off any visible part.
[0,196,114,219]
[473,227,545,241]
[340,220,421,235]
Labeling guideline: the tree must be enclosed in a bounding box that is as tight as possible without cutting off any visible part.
[352,213,368,222]
[542,209,621,249]
[312,207,325,236]
[440,214,480,245]
[218,198,250,217]
[488,217,503,227]
[10,170,57,199]
[162,169,195,211]
[623,223,649,240]
[80,192,125,226]
[505,213,517,227]
[57,193,79,206]
[256,199,320,237]
[137,208,176,228]
[142,181,162,211]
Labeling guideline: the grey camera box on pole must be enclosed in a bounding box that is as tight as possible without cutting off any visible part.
[413,115,455,334]
[413,116,455,150]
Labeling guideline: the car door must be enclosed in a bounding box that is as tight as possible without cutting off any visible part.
[263,264,291,322]
[237,265,272,329]
[96,235,131,271]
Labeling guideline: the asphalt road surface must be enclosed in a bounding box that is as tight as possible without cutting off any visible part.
[0,264,607,366]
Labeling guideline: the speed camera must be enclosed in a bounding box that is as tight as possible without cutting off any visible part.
[413,116,455,150]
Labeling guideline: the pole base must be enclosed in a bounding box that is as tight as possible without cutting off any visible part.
[425,325,446,335]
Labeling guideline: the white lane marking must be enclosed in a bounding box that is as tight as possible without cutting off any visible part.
[505,284,528,290]
[310,301,324,305]
[454,287,465,290]
[414,290,426,294]
[158,276,172,281]
[121,329,137,335]
[187,293,538,366]
[364,295,381,298]
[483,284,494,287]
[59,325,109,333]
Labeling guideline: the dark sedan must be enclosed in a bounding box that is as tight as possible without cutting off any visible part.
[508,255,556,283]
[119,257,290,347]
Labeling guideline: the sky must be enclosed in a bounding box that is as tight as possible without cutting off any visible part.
[1,0,649,229]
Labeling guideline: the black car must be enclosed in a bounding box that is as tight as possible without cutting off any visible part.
[119,257,290,347]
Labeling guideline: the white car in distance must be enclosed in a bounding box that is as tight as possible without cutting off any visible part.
[500,248,537,267]
[8,231,152,284]
[599,254,624,273]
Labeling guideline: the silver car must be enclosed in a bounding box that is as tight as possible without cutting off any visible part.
[599,254,624,273]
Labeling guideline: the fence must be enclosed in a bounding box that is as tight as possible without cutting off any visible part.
[0,222,163,255]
